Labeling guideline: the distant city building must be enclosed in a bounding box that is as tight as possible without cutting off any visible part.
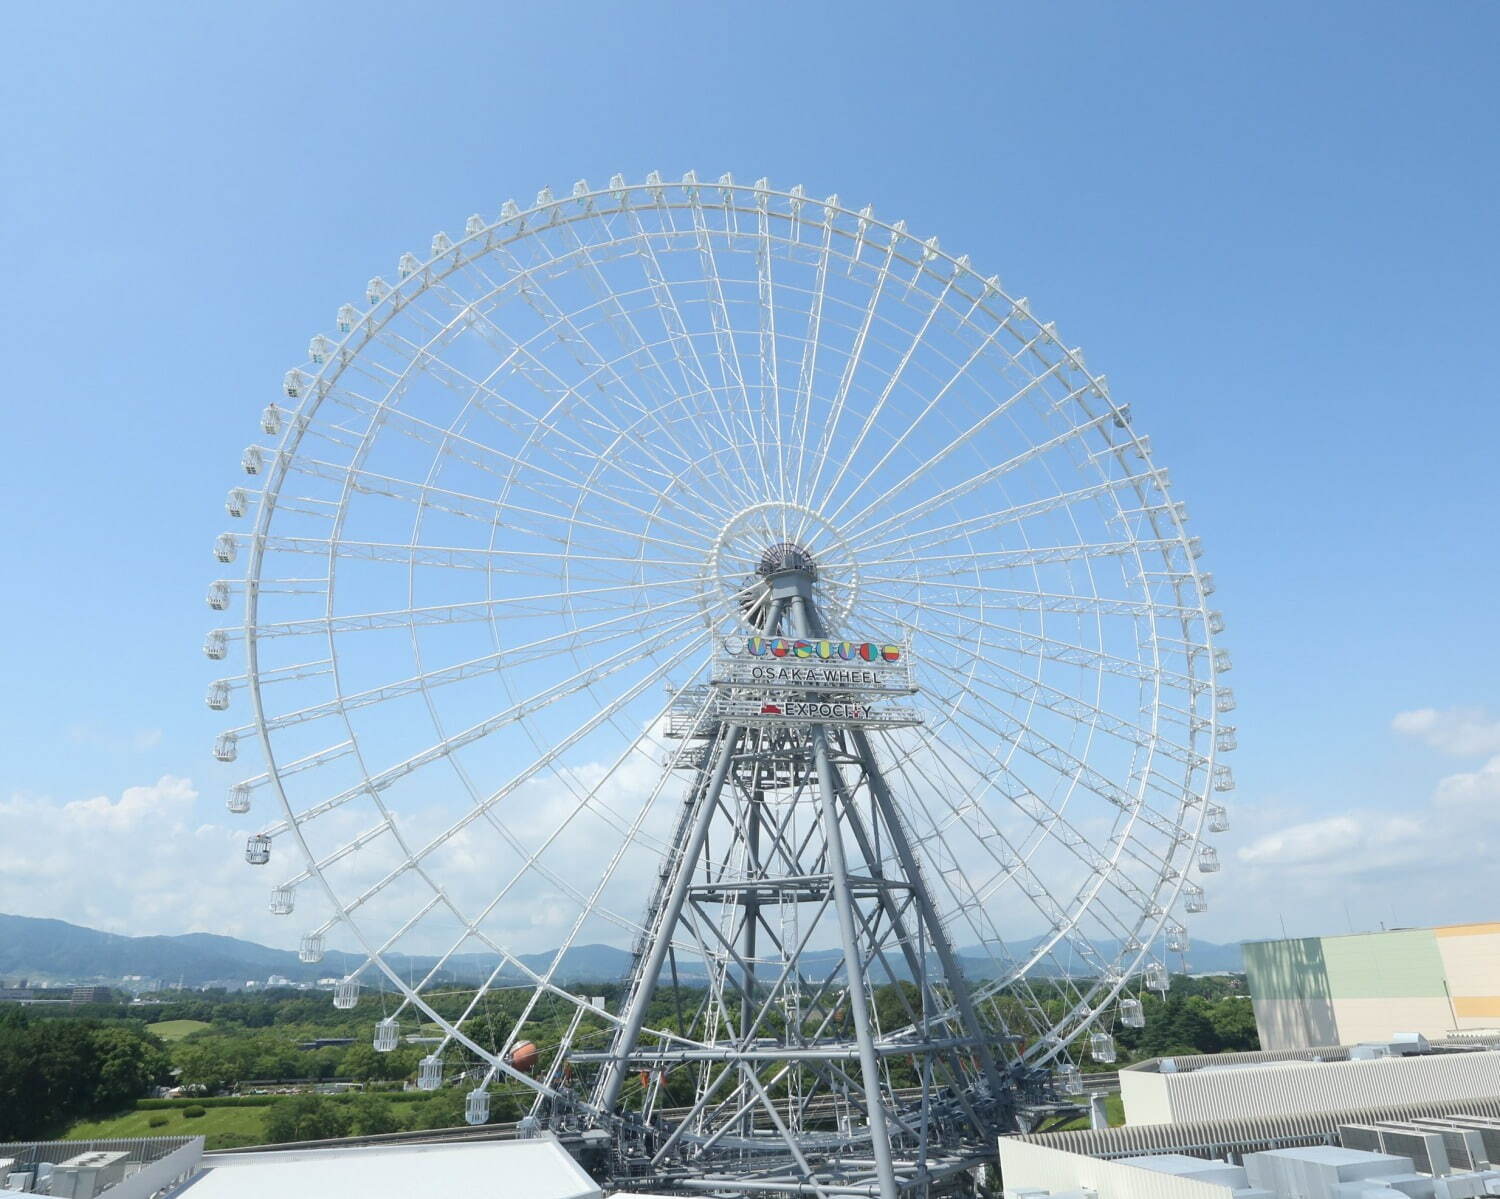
[69,986,113,1005]
[266,974,292,987]
[1244,923,1500,1049]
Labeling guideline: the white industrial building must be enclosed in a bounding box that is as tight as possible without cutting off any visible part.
[0,1135,626,1199]
[1000,1139,1500,1199]
[1119,1042,1500,1126]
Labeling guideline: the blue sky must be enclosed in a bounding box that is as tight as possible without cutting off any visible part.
[2,1,1497,948]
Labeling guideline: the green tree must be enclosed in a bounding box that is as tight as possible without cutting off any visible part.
[1206,998,1259,1052]
[263,1094,352,1143]
[345,1093,404,1136]
[91,1026,171,1111]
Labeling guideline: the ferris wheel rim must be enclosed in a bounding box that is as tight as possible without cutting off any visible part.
[217,172,1230,1107]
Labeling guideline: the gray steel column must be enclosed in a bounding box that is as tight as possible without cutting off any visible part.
[597,719,744,1112]
[812,722,900,1199]
[787,580,900,1199]
[851,722,1012,1116]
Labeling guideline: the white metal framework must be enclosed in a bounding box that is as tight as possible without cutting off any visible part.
[208,173,1232,1195]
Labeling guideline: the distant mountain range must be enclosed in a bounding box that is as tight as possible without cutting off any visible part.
[0,912,1244,988]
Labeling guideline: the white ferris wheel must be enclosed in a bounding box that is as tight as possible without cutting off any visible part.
[207,172,1233,1195]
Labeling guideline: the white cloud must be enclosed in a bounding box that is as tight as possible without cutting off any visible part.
[1434,755,1500,808]
[0,776,270,942]
[1392,707,1500,756]
[1236,812,1425,870]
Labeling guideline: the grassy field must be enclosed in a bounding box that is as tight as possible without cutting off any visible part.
[65,1104,268,1149]
[145,1019,212,1041]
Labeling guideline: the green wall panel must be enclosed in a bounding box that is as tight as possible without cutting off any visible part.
[1321,929,1446,998]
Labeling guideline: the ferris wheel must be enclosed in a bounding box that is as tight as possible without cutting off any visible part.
[207,173,1232,1194]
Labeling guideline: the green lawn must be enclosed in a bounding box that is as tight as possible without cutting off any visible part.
[66,1105,268,1150]
[145,1019,212,1041]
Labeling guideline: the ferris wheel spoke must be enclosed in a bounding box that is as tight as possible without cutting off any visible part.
[859,579,1207,624]
[417,268,747,520]
[916,654,1189,851]
[627,199,769,505]
[809,268,959,531]
[842,402,1120,547]
[809,287,1030,528]
[858,538,1184,578]
[911,667,1179,910]
[247,573,716,643]
[858,472,1161,562]
[681,192,776,500]
[381,688,720,1043]
[260,609,712,837]
[303,385,708,531]
[905,620,1208,773]
[784,198,834,521]
[866,593,1206,694]
[429,241,756,522]
[796,221,901,526]
[872,736,1123,988]
[372,316,726,523]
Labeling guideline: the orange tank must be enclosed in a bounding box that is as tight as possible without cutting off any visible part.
[507,1040,539,1074]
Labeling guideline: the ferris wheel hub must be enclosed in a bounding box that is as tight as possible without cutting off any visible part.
[708,500,860,632]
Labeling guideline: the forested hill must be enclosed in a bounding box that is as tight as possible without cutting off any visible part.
[0,912,1243,986]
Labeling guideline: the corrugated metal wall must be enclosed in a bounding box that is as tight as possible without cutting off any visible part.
[1017,1094,1500,1163]
[1125,1051,1500,1125]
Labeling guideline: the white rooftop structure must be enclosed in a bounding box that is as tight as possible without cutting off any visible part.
[179,1137,600,1199]
[1120,1047,1500,1126]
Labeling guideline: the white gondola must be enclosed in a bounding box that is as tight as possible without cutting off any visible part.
[299,932,325,963]
[203,629,228,660]
[206,680,230,711]
[225,489,248,519]
[269,885,294,915]
[366,276,390,303]
[283,369,306,398]
[336,304,357,333]
[1207,609,1226,634]
[1216,686,1236,712]
[245,833,270,866]
[1207,803,1229,833]
[374,1017,399,1053]
[1184,884,1208,913]
[308,335,333,364]
[206,580,230,611]
[333,980,360,1010]
[1166,925,1189,954]
[213,731,238,762]
[418,1055,443,1091]
[465,1088,490,1124]
[1198,845,1221,873]
[397,252,420,279]
[241,445,263,475]
[1216,725,1237,752]
[260,403,283,435]
[1213,764,1235,792]
[213,533,237,563]
[1089,1032,1117,1063]
[1120,998,1145,1029]
[1056,1062,1084,1096]
[1200,571,1216,595]
[1144,961,1170,992]
[1213,647,1233,673]
[226,783,251,814]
